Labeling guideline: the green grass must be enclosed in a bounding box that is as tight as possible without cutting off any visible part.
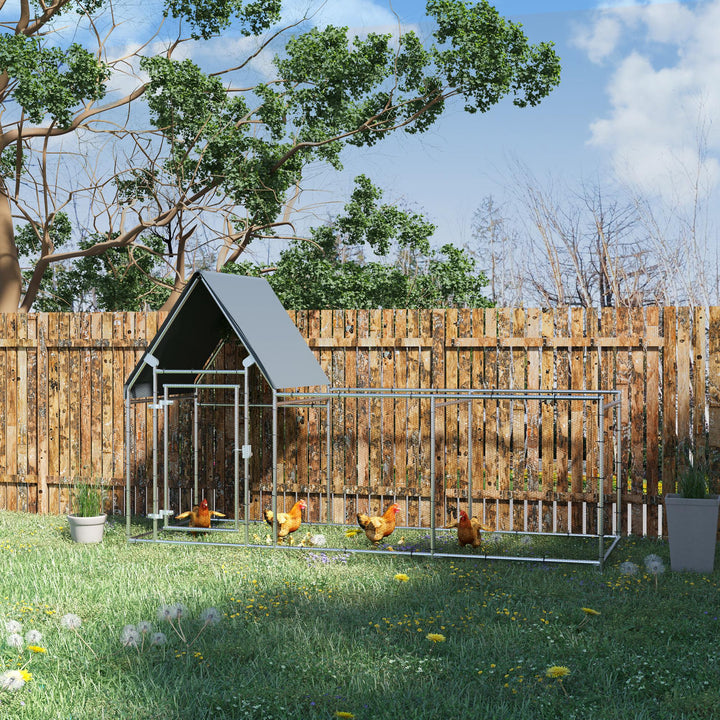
[1,511,719,720]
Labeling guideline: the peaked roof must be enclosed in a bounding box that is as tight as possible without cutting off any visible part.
[125,271,329,398]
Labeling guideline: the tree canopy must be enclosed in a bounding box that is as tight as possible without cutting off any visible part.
[0,0,561,311]
[227,175,493,309]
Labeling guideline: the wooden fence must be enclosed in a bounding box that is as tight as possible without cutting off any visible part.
[0,307,718,537]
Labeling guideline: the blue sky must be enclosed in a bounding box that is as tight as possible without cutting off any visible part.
[294,0,720,252]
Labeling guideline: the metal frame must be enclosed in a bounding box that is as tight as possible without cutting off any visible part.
[125,365,623,568]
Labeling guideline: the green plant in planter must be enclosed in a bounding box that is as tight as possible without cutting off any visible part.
[676,444,718,499]
[71,483,105,517]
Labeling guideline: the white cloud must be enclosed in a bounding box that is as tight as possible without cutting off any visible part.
[578,0,720,205]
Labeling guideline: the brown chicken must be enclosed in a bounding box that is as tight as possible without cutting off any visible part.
[263,499,306,540]
[449,510,490,547]
[175,498,225,532]
[357,503,401,544]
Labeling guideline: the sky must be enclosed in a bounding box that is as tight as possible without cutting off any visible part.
[291,0,720,253]
[4,0,718,270]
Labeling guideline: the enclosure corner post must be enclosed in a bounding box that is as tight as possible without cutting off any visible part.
[125,390,131,540]
[272,389,278,545]
[430,395,436,557]
[598,395,605,568]
[326,397,332,525]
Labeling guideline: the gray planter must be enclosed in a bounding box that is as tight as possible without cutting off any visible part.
[68,514,107,543]
[665,494,720,572]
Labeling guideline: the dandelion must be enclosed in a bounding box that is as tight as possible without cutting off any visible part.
[394,573,410,582]
[0,669,31,691]
[5,620,21,634]
[60,613,82,630]
[150,632,167,647]
[158,604,188,642]
[120,625,140,648]
[335,713,355,719]
[644,554,665,589]
[344,528,360,538]
[577,607,601,630]
[546,665,571,679]
[136,621,153,635]
[426,633,446,643]
[199,607,222,625]
[60,612,97,658]
[27,645,46,654]
[309,534,327,547]
[6,633,23,650]
[619,561,639,576]
[25,629,42,644]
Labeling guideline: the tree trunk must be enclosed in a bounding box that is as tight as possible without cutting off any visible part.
[0,184,22,312]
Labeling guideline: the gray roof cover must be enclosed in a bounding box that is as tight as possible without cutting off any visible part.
[125,271,329,398]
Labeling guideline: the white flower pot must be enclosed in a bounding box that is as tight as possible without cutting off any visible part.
[665,494,720,572]
[68,514,107,543]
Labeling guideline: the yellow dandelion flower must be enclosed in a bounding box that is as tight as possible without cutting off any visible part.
[581,607,601,616]
[546,665,571,679]
[344,528,360,538]
[20,669,32,682]
[394,573,410,582]
[27,645,46,653]
[335,713,355,719]
[426,633,446,643]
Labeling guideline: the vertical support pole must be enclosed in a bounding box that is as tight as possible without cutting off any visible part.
[234,384,240,532]
[152,367,158,540]
[430,396,436,556]
[598,395,605,567]
[468,400,473,518]
[125,392,131,539]
[272,389,278,545]
[163,386,170,528]
[615,391,622,538]
[193,390,199,505]
[244,367,250,544]
[326,397,332,524]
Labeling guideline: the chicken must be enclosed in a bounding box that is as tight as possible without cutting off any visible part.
[357,503,401,544]
[449,510,490,548]
[175,498,225,532]
[263,499,306,540]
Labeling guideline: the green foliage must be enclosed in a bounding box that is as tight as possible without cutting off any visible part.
[676,443,719,499]
[29,233,171,312]
[70,483,104,517]
[428,0,562,112]
[163,0,281,40]
[0,35,108,127]
[225,175,491,309]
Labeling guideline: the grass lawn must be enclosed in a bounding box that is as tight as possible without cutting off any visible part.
[1,511,718,720]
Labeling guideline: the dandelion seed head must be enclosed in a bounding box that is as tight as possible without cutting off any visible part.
[136,621,153,634]
[150,632,167,646]
[619,561,639,576]
[24,629,42,644]
[171,603,188,620]
[120,625,140,647]
[644,554,665,575]
[6,633,23,649]
[0,669,29,691]
[309,534,327,546]
[60,613,82,630]
[200,607,222,625]
[5,620,21,634]
[157,605,174,622]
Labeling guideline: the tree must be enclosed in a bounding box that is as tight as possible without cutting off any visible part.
[227,175,492,308]
[0,0,560,312]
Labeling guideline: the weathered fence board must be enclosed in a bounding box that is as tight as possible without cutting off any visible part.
[1,307,719,537]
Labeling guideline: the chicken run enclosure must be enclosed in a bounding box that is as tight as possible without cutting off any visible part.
[124,272,623,567]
